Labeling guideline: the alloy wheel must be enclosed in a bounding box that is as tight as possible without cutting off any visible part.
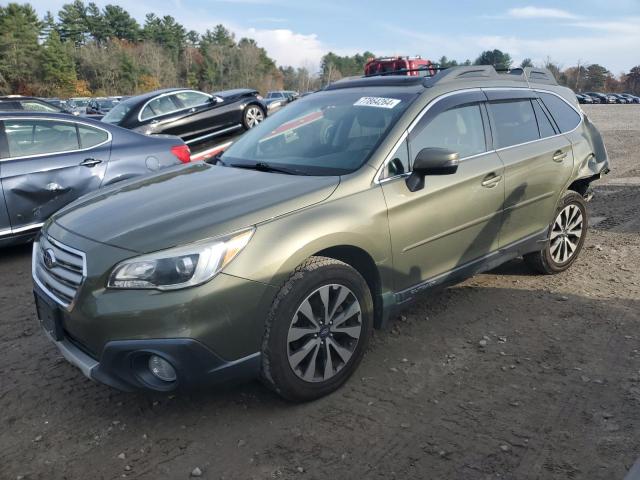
[550,204,583,264]
[287,284,362,383]
[245,106,264,128]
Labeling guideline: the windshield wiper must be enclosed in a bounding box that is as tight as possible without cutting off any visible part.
[229,162,307,175]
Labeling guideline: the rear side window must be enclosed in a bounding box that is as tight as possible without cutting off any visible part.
[487,100,539,149]
[538,93,581,133]
[4,120,79,158]
[410,104,486,159]
[20,100,59,112]
[175,91,210,108]
[77,124,109,148]
[532,100,556,138]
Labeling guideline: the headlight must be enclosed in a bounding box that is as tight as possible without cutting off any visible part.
[107,228,254,290]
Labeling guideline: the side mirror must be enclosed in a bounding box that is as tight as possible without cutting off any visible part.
[210,95,224,104]
[406,147,459,192]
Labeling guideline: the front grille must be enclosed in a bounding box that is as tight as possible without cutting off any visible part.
[33,236,86,309]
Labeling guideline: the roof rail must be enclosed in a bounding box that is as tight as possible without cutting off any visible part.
[523,67,558,85]
[422,65,558,87]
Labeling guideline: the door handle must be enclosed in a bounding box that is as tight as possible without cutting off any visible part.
[553,150,568,162]
[80,158,102,167]
[481,174,502,188]
[150,119,159,124]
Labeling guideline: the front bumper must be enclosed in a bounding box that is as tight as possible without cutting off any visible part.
[43,326,261,392]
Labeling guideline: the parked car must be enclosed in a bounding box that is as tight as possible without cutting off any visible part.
[86,97,120,118]
[67,97,91,115]
[576,93,593,104]
[0,112,191,246]
[33,66,608,401]
[0,95,77,115]
[101,88,266,145]
[621,93,640,104]
[585,92,616,104]
[582,93,601,104]
[610,94,629,104]
[365,56,436,77]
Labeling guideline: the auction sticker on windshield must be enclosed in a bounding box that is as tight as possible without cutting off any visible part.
[354,97,401,109]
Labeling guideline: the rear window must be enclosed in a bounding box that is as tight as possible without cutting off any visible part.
[538,93,581,133]
[487,100,539,149]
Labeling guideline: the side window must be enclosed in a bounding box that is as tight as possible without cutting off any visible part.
[20,101,58,112]
[4,120,79,158]
[532,99,556,138]
[141,95,179,121]
[487,100,539,149]
[538,92,581,133]
[410,103,486,159]
[175,91,210,108]
[77,124,109,148]
[380,139,410,180]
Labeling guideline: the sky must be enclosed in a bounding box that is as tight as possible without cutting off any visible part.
[29,0,640,74]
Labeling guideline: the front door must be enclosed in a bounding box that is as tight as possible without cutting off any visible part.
[0,118,110,230]
[381,92,505,292]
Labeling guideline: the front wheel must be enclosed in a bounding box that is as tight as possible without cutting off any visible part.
[524,191,588,274]
[243,104,265,129]
[261,257,373,402]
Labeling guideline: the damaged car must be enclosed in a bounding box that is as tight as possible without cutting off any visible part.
[0,112,191,246]
[33,66,608,401]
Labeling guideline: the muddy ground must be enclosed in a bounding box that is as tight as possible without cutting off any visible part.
[1,105,639,480]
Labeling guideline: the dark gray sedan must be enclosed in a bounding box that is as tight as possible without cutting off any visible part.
[0,112,191,246]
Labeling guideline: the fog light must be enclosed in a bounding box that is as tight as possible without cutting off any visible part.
[148,355,177,382]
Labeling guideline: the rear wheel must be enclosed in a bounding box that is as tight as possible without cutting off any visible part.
[243,104,265,129]
[524,191,587,274]
[261,256,373,402]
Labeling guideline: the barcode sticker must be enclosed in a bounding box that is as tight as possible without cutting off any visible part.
[354,97,401,109]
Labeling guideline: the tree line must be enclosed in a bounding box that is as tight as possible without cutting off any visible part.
[0,2,286,96]
[0,3,638,97]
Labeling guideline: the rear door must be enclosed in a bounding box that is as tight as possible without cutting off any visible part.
[484,90,575,247]
[0,117,111,230]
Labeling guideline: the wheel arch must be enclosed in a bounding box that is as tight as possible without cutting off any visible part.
[313,245,385,329]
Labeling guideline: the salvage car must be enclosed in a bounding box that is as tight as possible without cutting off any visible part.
[102,88,266,145]
[0,112,190,246]
[33,66,609,401]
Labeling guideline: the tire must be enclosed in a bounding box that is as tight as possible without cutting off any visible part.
[242,104,265,129]
[261,256,373,402]
[524,191,588,274]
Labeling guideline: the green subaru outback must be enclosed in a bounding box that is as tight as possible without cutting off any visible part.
[33,66,609,401]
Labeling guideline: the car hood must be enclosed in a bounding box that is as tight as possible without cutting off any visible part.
[52,162,339,253]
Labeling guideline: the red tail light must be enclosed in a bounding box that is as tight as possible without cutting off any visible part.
[171,144,191,163]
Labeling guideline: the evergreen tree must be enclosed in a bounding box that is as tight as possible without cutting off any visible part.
[103,5,139,42]
[0,3,42,94]
[474,49,513,69]
[58,0,90,46]
[40,29,77,95]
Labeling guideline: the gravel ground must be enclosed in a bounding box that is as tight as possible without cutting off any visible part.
[1,105,639,480]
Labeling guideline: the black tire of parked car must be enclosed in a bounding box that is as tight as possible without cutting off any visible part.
[261,256,374,402]
[242,104,266,130]
[524,191,588,274]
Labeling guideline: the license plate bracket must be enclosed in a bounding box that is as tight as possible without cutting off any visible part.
[34,292,63,341]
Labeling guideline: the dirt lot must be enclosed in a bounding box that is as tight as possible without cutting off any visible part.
[1,105,639,480]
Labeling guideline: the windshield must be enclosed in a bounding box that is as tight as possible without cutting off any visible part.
[222,89,417,175]
[102,99,133,124]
